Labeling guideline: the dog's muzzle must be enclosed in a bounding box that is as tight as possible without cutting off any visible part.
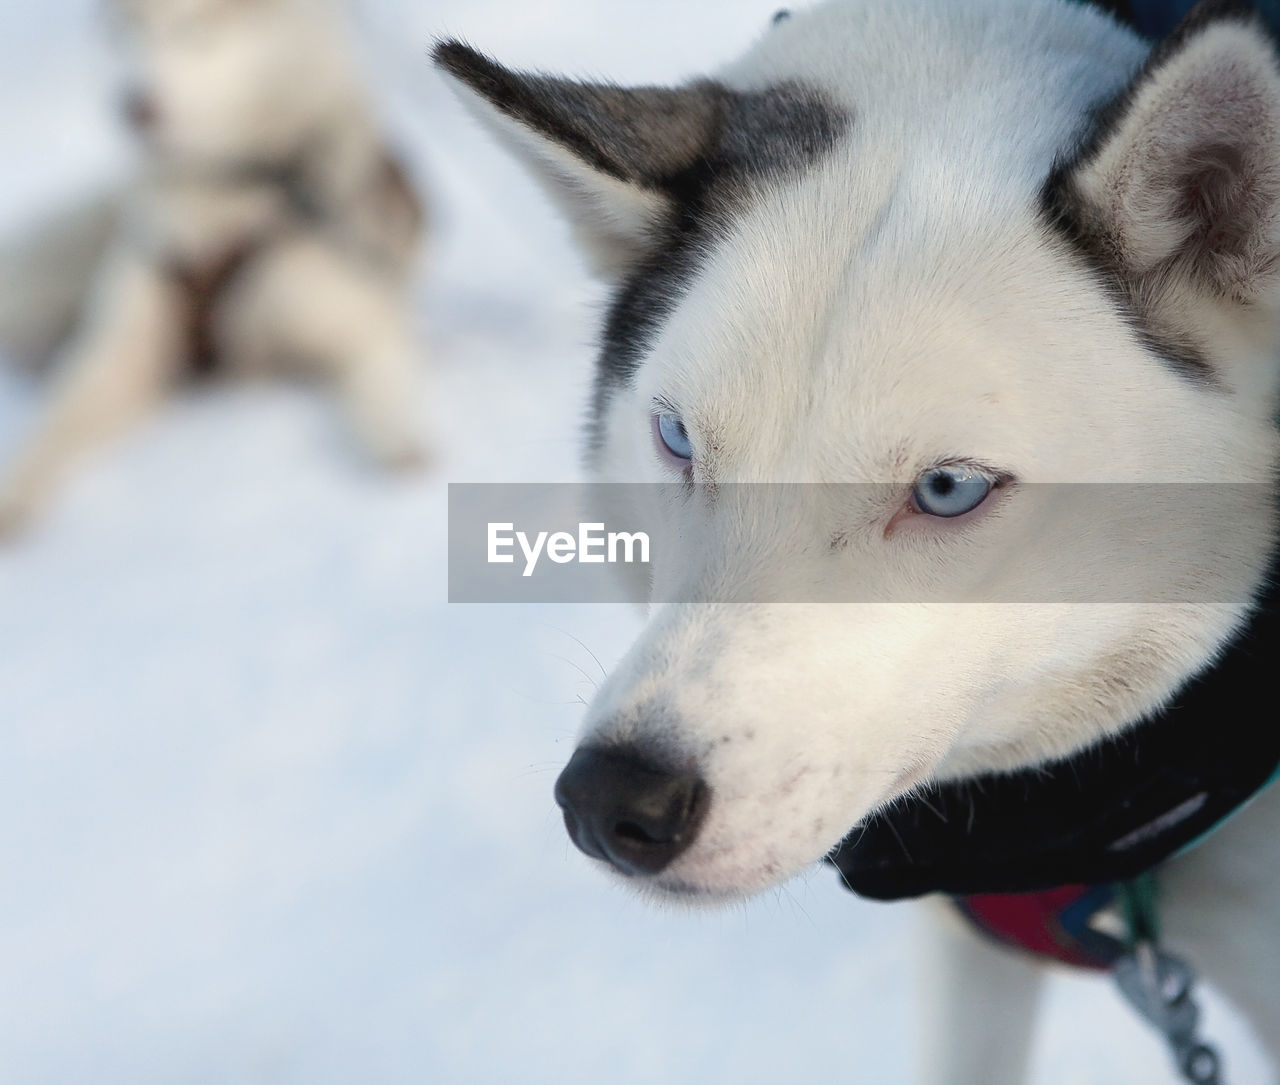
[553,745,708,876]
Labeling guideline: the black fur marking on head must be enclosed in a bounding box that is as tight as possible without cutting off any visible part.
[1039,0,1272,386]
[433,41,723,189]
[1039,173,1218,384]
[592,84,848,452]
[433,40,847,456]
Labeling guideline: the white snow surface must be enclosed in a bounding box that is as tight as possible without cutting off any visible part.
[0,2,1270,1083]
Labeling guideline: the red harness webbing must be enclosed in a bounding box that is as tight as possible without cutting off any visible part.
[953,882,1127,970]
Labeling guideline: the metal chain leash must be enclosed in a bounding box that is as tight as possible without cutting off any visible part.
[1111,875,1224,1084]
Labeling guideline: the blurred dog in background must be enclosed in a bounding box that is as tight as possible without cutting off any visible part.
[0,0,427,536]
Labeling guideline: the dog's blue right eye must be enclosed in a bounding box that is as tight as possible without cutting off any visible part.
[912,466,995,518]
[655,411,693,462]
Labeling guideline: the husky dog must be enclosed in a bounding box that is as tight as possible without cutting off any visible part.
[437,0,1280,1080]
[0,0,425,536]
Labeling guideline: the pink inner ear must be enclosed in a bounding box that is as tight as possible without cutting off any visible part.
[1177,143,1251,252]
[1171,129,1280,299]
[1088,24,1280,298]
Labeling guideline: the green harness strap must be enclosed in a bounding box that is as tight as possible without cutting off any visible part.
[1120,870,1162,948]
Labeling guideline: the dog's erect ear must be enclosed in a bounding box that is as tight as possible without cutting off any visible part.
[1049,1,1280,305]
[433,41,724,278]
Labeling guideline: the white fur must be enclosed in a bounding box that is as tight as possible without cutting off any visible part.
[442,1,1280,1080]
[0,0,427,537]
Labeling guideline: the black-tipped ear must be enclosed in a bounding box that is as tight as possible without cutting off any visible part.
[433,41,725,277]
[1047,0,1280,305]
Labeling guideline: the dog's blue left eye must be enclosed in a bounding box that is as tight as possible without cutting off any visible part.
[655,411,693,461]
[912,466,995,518]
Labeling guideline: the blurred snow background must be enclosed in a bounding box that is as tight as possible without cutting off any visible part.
[0,2,1270,1083]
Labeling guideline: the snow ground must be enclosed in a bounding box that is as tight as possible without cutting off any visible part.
[0,2,1270,1083]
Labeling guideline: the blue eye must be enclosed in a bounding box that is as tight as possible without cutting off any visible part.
[912,466,995,518]
[654,411,693,462]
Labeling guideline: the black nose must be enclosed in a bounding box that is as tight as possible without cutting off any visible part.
[553,745,709,876]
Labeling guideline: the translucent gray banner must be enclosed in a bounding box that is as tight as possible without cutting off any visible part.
[447,483,1276,604]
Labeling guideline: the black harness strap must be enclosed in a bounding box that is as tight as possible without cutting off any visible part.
[828,567,1280,900]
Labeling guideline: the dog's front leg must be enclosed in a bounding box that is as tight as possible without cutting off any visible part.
[330,327,426,471]
[0,244,182,537]
[914,898,1046,1085]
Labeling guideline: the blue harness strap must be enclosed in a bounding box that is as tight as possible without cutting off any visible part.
[1119,0,1280,36]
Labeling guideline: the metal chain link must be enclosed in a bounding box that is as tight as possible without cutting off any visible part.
[1113,940,1223,1084]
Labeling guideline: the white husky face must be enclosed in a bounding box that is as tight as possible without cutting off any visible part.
[110,0,358,167]
[584,185,1276,897]
[439,0,1280,900]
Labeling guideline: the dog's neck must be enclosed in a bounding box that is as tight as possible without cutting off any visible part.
[829,562,1280,900]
